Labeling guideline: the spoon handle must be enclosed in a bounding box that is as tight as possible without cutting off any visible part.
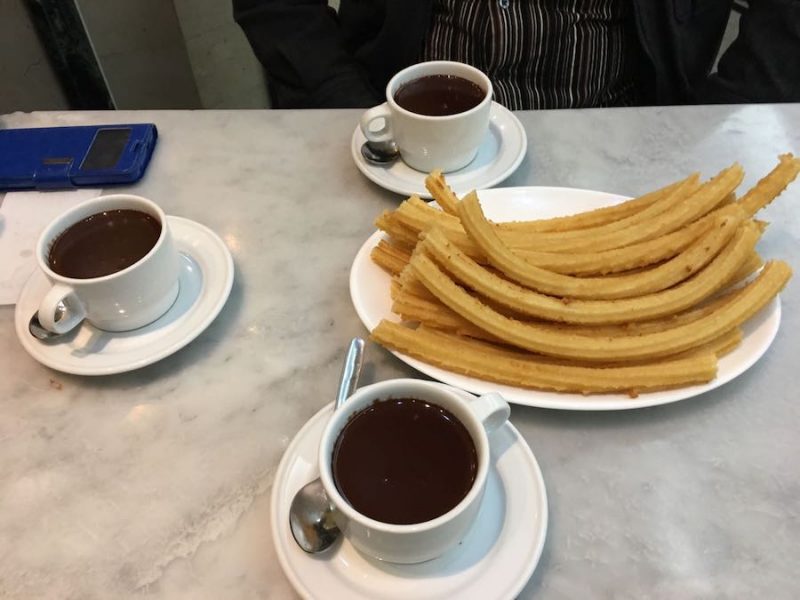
[335,337,365,410]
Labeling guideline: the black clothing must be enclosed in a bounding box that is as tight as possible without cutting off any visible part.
[233,0,800,108]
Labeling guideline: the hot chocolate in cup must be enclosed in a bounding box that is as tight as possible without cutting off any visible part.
[35,194,181,334]
[318,378,510,564]
[360,61,494,173]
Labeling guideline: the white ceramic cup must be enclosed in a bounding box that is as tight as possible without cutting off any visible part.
[360,61,493,173]
[318,378,510,564]
[36,194,181,334]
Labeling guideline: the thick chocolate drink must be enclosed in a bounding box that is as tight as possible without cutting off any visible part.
[332,398,478,525]
[48,209,161,279]
[394,74,485,117]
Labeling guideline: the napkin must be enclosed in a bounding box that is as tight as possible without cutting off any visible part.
[0,189,101,305]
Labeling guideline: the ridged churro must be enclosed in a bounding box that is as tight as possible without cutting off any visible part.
[417,224,760,324]
[368,156,797,395]
[372,322,719,395]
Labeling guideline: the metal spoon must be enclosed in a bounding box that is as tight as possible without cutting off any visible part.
[289,337,365,553]
[28,303,70,342]
[360,140,399,165]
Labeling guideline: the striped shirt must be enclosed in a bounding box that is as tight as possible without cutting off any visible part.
[420,0,639,110]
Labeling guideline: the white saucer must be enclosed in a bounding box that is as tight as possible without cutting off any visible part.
[270,391,548,600]
[14,216,234,376]
[351,102,527,199]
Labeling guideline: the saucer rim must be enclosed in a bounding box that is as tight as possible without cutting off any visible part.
[13,215,234,376]
[350,101,527,198]
[270,397,548,600]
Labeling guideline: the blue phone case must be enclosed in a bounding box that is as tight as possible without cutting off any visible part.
[0,124,158,191]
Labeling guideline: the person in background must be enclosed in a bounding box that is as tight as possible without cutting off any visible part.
[233,0,799,110]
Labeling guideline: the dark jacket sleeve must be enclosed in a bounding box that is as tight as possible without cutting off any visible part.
[232,0,381,108]
[694,0,800,103]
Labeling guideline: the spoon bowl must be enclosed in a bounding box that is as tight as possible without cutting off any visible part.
[28,303,70,342]
[289,478,340,553]
[360,140,399,166]
[289,337,365,553]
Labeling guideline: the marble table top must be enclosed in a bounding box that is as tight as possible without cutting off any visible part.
[0,105,798,599]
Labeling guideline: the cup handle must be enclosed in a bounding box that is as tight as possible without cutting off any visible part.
[38,283,87,334]
[470,392,510,434]
[360,103,393,144]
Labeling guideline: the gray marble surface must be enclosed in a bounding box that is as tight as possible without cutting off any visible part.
[0,105,798,599]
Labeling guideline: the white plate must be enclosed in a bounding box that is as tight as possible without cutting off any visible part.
[349,187,782,411]
[351,102,527,199]
[14,216,234,376]
[270,392,548,600]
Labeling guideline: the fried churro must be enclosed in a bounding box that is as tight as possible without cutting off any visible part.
[367,155,797,395]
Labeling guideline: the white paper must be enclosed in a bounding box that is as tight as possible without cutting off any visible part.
[0,189,101,305]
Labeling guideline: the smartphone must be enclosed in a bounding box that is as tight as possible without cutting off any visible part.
[0,123,158,191]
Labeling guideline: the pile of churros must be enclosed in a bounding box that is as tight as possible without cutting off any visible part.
[368,154,799,396]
